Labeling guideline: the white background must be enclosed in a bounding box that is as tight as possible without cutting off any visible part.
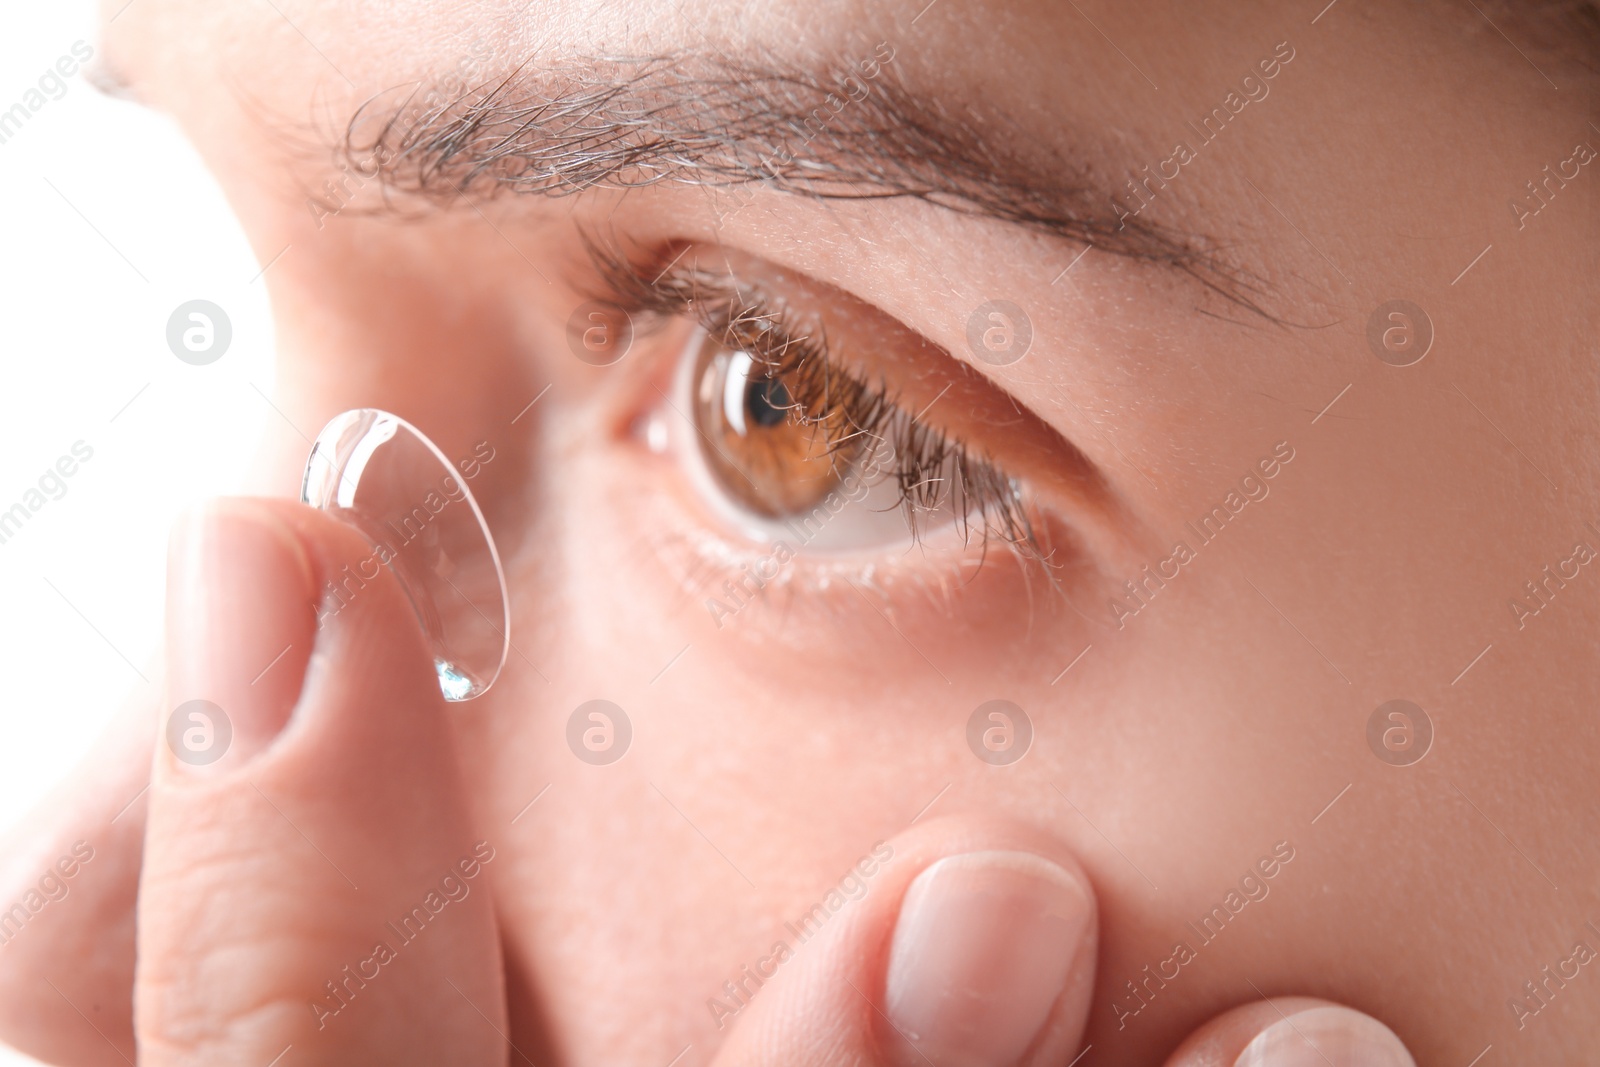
[1,5,275,1062]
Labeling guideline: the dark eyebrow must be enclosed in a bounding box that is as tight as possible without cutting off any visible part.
[335,45,1268,314]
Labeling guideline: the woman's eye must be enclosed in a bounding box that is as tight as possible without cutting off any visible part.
[604,248,1047,561]
[691,324,859,518]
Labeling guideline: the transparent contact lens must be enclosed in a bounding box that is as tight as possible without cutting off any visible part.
[301,409,509,701]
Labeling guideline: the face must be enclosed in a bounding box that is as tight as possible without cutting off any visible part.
[100,0,1599,1062]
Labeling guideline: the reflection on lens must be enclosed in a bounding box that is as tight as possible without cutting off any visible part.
[301,409,509,701]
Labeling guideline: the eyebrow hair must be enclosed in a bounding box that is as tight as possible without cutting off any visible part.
[335,46,1269,314]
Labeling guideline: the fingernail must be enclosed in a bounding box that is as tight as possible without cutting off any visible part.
[884,851,1093,1067]
[1234,1006,1414,1067]
[164,500,317,772]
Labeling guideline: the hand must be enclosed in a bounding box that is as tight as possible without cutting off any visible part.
[0,499,1415,1066]
[0,498,504,1065]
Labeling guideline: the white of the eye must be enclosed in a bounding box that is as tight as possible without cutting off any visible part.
[721,349,756,437]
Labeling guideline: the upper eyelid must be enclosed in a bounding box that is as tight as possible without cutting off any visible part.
[586,239,1082,465]
[592,246,929,441]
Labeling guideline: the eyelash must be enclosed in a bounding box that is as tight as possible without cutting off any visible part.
[592,246,1048,561]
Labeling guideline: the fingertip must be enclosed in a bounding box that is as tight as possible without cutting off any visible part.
[882,849,1097,1067]
[1233,1005,1413,1067]
[1165,998,1415,1067]
[162,498,319,776]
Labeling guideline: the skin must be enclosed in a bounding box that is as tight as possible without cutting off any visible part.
[0,0,1596,1064]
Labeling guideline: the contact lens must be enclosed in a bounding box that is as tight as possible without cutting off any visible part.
[301,409,509,701]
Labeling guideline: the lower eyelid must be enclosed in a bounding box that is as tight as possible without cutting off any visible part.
[621,452,1113,664]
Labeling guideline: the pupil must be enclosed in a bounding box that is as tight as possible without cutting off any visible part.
[746,377,791,428]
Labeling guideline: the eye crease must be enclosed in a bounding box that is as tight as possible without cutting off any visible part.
[593,245,1052,563]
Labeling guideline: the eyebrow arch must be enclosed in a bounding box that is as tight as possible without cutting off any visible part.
[335,46,1269,314]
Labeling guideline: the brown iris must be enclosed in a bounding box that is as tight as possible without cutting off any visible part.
[692,329,859,517]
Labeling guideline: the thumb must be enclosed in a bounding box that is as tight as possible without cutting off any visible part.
[135,498,507,1065]
[710,817,1098,1067]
